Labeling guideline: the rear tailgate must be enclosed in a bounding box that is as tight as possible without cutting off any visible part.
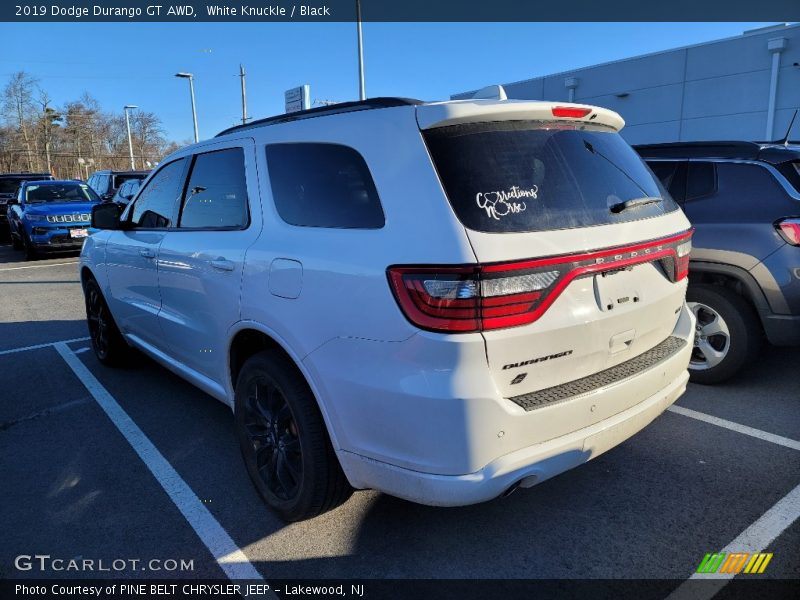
[419,103,692,404]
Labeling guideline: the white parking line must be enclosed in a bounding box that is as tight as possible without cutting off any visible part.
[666,482,800,600]
[0,261,78,271]
[0,337,90,356]
[53,342,266,584]
[668,405,800,452]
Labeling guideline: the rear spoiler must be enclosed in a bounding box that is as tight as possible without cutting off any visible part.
[416,100,625,132]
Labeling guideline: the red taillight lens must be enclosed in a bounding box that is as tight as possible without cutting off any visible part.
[675,237,692,281]
[388,267,481,332]
[551,106,592,118]
[776,218,800,245]
[388,230,693,333]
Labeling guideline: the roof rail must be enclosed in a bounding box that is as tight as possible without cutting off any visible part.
[216,97,423,137]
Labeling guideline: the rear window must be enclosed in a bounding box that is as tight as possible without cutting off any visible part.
[777,161,800,194]
[423,121,678,233]
[0,178,22,195]
[113,173,146,189]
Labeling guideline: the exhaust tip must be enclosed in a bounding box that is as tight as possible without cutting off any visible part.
[500,481,521,498]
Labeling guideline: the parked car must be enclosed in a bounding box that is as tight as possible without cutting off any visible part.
[8,180,101,259]
[0,172,53,228]
[86,169,149,201]
[636,141,800,384]
[110,178,142,206]
[82,97,695,521]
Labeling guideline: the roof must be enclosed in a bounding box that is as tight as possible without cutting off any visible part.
[0,172,52,178]
[92,170,150,175]
[215,96,625,137]
[216,97,423,137]
[634,141,800,164]
[22,179,87,185]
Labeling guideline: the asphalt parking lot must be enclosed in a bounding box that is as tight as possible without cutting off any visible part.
[1,241,798,591]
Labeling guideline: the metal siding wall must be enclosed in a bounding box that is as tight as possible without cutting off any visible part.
[452,25,800,144]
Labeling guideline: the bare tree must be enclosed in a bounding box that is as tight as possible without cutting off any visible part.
[131,111,167,167]
[2,71,39,171]
[0,74,178,177]
[36,89,62,174]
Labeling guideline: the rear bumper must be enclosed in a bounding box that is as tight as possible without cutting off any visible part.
[307,303,695,506]
[763,314,800,346]
[338,369,688,506]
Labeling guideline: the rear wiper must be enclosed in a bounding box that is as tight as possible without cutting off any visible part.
[609,196,661,213]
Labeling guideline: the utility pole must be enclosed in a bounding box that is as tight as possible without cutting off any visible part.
[356,0,365,100]
[239,64,249,125]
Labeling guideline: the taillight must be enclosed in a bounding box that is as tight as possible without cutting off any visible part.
[776,218,800,245]
[551,106,592,118]
[387,266,481,332]
[388,230,693,333]
[675,237,692,281]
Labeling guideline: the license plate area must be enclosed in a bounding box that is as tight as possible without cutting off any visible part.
[593,267,641,313]
[70,228,88,239]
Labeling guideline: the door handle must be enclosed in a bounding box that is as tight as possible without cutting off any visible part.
[139,248,155,259]
[210,258,235,272]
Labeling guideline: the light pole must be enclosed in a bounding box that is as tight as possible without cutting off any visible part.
[175,72,199,143]
[123,104,138,170]
[356,0,365,100]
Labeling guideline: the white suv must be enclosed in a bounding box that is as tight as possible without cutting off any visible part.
[82,97,695,521]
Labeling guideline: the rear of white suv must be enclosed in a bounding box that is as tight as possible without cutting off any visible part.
[81,98,694,521]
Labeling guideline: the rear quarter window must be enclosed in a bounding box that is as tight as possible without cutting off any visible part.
[265,143,385,229]
[423,121,678,233]
[686,162,717,200]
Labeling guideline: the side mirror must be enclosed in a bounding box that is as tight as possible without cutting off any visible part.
[92,202,124,230]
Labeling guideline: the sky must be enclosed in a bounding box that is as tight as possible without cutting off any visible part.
[0,21,781,143]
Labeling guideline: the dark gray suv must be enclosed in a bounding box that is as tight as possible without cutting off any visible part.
[637,141,800,384]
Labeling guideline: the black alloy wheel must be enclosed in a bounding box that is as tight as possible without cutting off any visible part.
[83,278,127,366]
[242,376,303,501]
[234,349,352,521]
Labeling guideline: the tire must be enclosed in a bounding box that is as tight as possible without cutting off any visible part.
[686,284,762,385]
[83,277,128,366]
[235,349,352,521]
[23,233,38,260]
[10,225,22,250]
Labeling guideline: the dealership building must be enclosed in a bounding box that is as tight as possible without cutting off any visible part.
[452,23,800,145]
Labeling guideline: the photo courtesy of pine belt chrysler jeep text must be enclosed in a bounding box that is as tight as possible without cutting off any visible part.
[81,97,695,521]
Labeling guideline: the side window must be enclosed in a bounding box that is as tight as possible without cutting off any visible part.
[265,143,385,229]
[130,159,186,228]
[178,148,249,229]
[647,160,687,203]
[686,162,716,201]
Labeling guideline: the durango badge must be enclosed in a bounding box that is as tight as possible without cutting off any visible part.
[503,350,574,370]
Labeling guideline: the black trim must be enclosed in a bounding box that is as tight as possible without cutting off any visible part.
[635,141,800,165]
[508,337,687,412]
[215,97,423,137]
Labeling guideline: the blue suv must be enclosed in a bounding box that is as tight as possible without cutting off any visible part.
[7,180,101,259]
